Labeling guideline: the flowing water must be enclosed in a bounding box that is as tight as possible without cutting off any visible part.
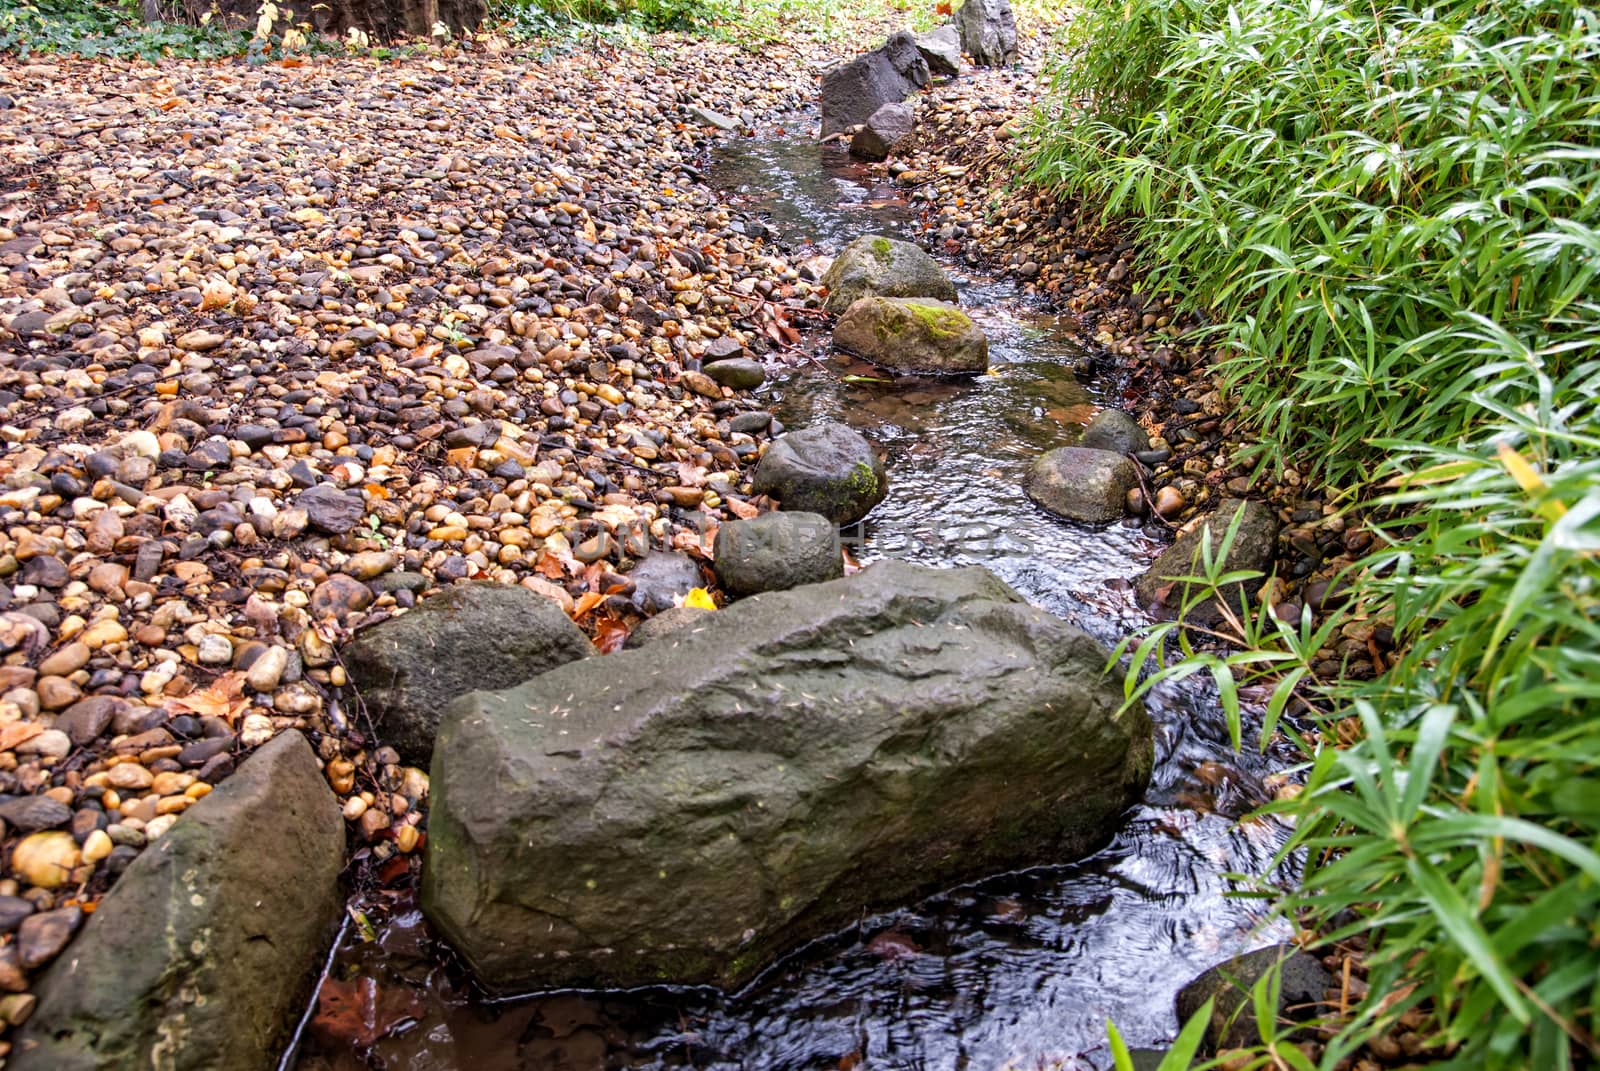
[293,139,1294,1071]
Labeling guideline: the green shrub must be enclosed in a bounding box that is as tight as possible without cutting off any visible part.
[1037,0,1600,1066]
[0,0,250,57]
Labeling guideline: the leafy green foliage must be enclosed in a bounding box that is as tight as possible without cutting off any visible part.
[1039,0,1600,1066]
[0,0,249,57]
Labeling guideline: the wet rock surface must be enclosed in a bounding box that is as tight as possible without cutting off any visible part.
[343,583,593,763]
[1136,499,1280,625]
[1023,446,1139,525]
[422,560,1152,991]
[850,101,917,162]
[1175,944,1334,1053]
[834,295,989,374]
[751,422,889,525]
[10,731,343,1071]
[712,510,842,595]
[821,234,958,313]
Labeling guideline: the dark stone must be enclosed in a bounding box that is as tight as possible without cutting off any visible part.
[623,552,702,614]
[295,484,365,534]
[53,696,120,746]
[0,895,34,935]
[821,235,957,315]
[20,555,68,589]
[0,796,72,833]
[833,296,988,374]
[17,906,82,970]
[728,412,771,434]
[751,423,888,526]
[1135,499,1280,625]
[1175,944,1333,1052]
[850,101,916,162]
[956,0,1019,66]
[1023,447,1139,524]
[11,731,344,1071]
[820,30,931,138]
[703,358,765,390]
[914,24,961,77]
[343,582,595,764]
[713,511,843,596]
[702,337,745,364]
[1080,409,1150,455]
[423,561,1152,993]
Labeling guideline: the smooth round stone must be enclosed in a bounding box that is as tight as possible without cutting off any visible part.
[9,831,81,888]
[15,730,71,760]
[196,634,234,665]
[703,358,766,390]
[106,763,154,791]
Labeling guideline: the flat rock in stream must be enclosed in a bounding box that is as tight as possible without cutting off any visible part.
[10,731,344,1071]
[822,235,959,315]
[422,560,1153,991]
[834,295,989,374]
[1023,447,1139,524]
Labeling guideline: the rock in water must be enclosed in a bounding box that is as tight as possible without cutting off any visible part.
[713,511,843,595]
[956,0,1019,67]
[750,423,888,525]
[10,731,344,1071]
[1023,447,1140,524]
[1176,945,1333,1052]
[915,25,962,77]
[1135,499,1280,625]
[820,31,932,137]
[1080,409,1150,455]
[422,561,1153,992]
[834,296,989,375]
[822,235,958,314]
[343,582,595,763]
[850,101,917,162]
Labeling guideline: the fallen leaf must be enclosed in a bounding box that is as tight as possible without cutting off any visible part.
[571,590,606,621]
[0,722,44,752]
[725,497,760,520]
[681,587,717,611]
[165,671,248,723]
[593,617,630,653]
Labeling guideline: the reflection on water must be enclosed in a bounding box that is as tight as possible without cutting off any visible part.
[294,138,1294,1071]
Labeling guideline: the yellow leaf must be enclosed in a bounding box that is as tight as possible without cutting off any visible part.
[682,587,717,611]
[1497,442,1567,522]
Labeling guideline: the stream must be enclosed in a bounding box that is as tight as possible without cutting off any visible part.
[292,138,1295,1071]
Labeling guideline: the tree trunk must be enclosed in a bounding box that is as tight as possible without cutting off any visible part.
[159,0,487,41]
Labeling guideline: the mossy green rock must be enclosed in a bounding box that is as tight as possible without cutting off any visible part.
[833,295,989,375]
[10,731,344,1071]
[751,422,888,525]
[422,560,1153,993]
[821,235,958,314]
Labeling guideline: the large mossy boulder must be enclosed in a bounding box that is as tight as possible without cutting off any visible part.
[422,560,1153,993]
[834,295,989,375]
[344,582,594,763]
[1135,499,1280,625]
[1023,446,1139,524]
[820,30,932,138]
[751,423,888,525]
[822,235,958,315]
[10,731,344,1071]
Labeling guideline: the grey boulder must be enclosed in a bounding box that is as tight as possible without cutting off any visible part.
[834,296,989,375]
[422,560,1153,992]
[713,510,843,596]
[751,423,888,525]
[915,24,962,77]
[10,731,344,1071]
[1080,409,1150,455]
[1135,499,1280,625]
[821,234,958,314]
[850,101,916,162]
[957,0,1019,66]
[1176,944,1333,1051]
[624,605,712,649]
[820,30,931,137]
[344,582,594,763]
[1023,447,1139,524]
[703,357,766,390]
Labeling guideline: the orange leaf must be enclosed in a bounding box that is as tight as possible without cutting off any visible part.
[165,671,248,723]
[841,546,863,575]
[571,590,606,621]
[593,617,630,654]
[0,722,44,752]
[725,497,759,519]
[160,98,182,111]
[534,551,567,580]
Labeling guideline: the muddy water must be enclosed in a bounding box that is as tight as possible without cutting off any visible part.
[292,139,1293,1071]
